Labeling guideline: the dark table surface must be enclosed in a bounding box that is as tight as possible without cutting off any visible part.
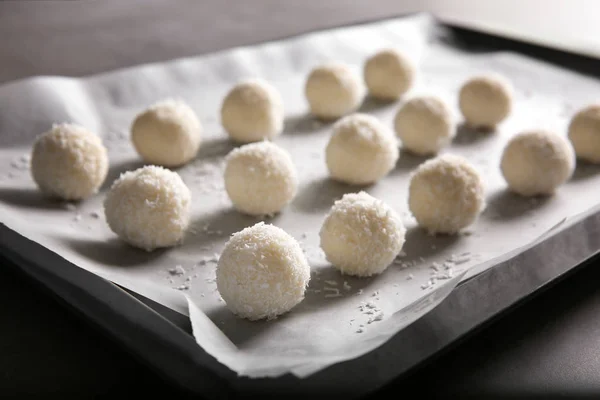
[1,1,600,398]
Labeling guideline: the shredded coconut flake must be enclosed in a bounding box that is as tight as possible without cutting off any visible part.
[169,265,186,276]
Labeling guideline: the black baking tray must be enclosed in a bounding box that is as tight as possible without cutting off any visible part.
[1,17,600,399]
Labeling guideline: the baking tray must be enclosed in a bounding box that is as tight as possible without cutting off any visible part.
[1,15,600,398]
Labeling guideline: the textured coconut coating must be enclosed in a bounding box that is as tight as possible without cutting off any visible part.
[103,166,191,251]
[459,75,513,129]
[224,141,298,216]
[501,130,575,196]
[364,48,415,101]
[568,105,600,163]
[31,123,108,201]
[221,79,284,143]
[320,191,405,277]
[394,96,454,155]
[305,62,365,120]
[326,113,399,185]
[131,99,202,167]
[409,155,485,234]
[216,222,310,320]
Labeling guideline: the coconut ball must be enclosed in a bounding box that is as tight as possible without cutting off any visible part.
[320,191,405,277]
[224,141,298,216]
[568,105,600,163]
[394,96,454,155]
[409,155,485,234]
[364,49,415,101]
[459,75,513,129]
[221,79,284,143]
[30,123,108,201]
[131,99,202,167]
[305,62,365,120]
[326,113,399,185]
[216,222,310,320]
[104,166,191,251]
[501,130,575,196]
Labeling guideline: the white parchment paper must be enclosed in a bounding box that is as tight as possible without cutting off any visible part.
[1,15,599,378]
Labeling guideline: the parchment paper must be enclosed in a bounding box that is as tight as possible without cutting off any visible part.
[1,14,599,378]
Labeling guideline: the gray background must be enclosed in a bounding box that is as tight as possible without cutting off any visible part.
[2,1,600,397]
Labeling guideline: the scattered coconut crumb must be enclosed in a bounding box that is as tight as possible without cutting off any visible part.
[89,211,100,219]
[421,277,437,290]
[169,265,186,276]
[448,253,471,265]
[324,287,341,298]
[368,312,384,324]
[407,274,413,280]
[325,280,338,286]
[175,284,189,291]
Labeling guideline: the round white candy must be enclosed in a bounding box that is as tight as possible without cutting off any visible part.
[326,113,399,185]
[501,130,575,196]
[224,141,298,216]
[31,123,108,201]
[320,191,405,277]
[221,79,284,143]
[409,155,485,234]
[364,49,415,101]
[216,222,310,320]
[131,99,202,167]
[394,96,454,155]
[568,105,600,164]
[305,62,364,120]
[459,75,513,129]
[104,166,191,251]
